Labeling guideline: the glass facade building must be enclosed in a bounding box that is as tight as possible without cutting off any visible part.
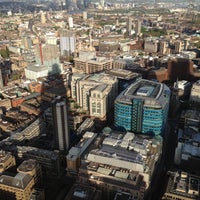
[114,79,170,136]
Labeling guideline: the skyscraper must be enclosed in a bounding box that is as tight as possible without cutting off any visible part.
[60,29,76,56]
[52,96,69,151]
[114,79,170,135]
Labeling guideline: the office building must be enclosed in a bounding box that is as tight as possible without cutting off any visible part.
[162,171,200,200]
[25,65,48,81]
[68,16,73,29]
[89,84,113,119]
[60,30,76,56]
[105,69,141,93]
[52,96,69,151]
[144,38,159,53]
[64,183,102,200]
[174,110,200,172]
[79,130,162,199]
[127,17,134,35]
[159,41,169,55]
[167,58,193,82]
[83,11,87,20]
[135,19,141,36]
[71,73,118,119]
[45,32,57,45]
[17,159,42,185]
[66,131,97,173]
[0,151,16,173]
[15,146,61,175]
[34,43,62,74]
[190,80,200,105]
[114,79,170,135]
[22,33,32,50]
[74,56,113,74]
[40,11,46,24]
[0,172,34,200]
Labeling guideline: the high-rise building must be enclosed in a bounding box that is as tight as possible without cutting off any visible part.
[22,33,32,49]
[83,11,87,20]
[34,43,62,74]
[40,11,46,24]
[114,79,170,135]
[68,16,74,29]
[127,17,134,35]
[135,19,141,36]
[60,30,76,56]
[52,96,69,151]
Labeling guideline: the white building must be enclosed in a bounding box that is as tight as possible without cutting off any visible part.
[68,16,74,29]
[45,32,57,45]
[60,30,76,56]
[24,65,48,80]
[90,84,111,118]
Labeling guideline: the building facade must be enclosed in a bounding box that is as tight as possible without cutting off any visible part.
[52,96,69,151]
[71,73,118,119]
[60,30,76,56]
[0,173,34,200]
[114,79,170,135]
[190,80,200,105]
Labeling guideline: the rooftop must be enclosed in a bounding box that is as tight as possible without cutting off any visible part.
[105,69,140,80]
[0,173,32,189]
[164,171,200,199]
[17,159,38,172]
[116,79,170,107]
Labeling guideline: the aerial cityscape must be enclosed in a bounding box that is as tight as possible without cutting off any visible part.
[0,0,200,200]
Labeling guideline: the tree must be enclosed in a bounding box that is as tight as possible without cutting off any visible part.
[0,47,10,58]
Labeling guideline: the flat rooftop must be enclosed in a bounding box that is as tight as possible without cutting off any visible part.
[124,80,160,98]
[106,69,140,80]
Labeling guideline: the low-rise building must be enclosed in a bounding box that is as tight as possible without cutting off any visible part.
[74,56,113,74]
[17,159,42,185]
[71,73,118,119]
[0,98,12,110]
[190,80,200,105]
[0,172,34,200]
[0,151,16,173]
[66,131,98,174]
[105,69,141,93]
[64,183,102,200]
[162,171,200,200]
[16,146,61,175]
[79,130,162,199]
